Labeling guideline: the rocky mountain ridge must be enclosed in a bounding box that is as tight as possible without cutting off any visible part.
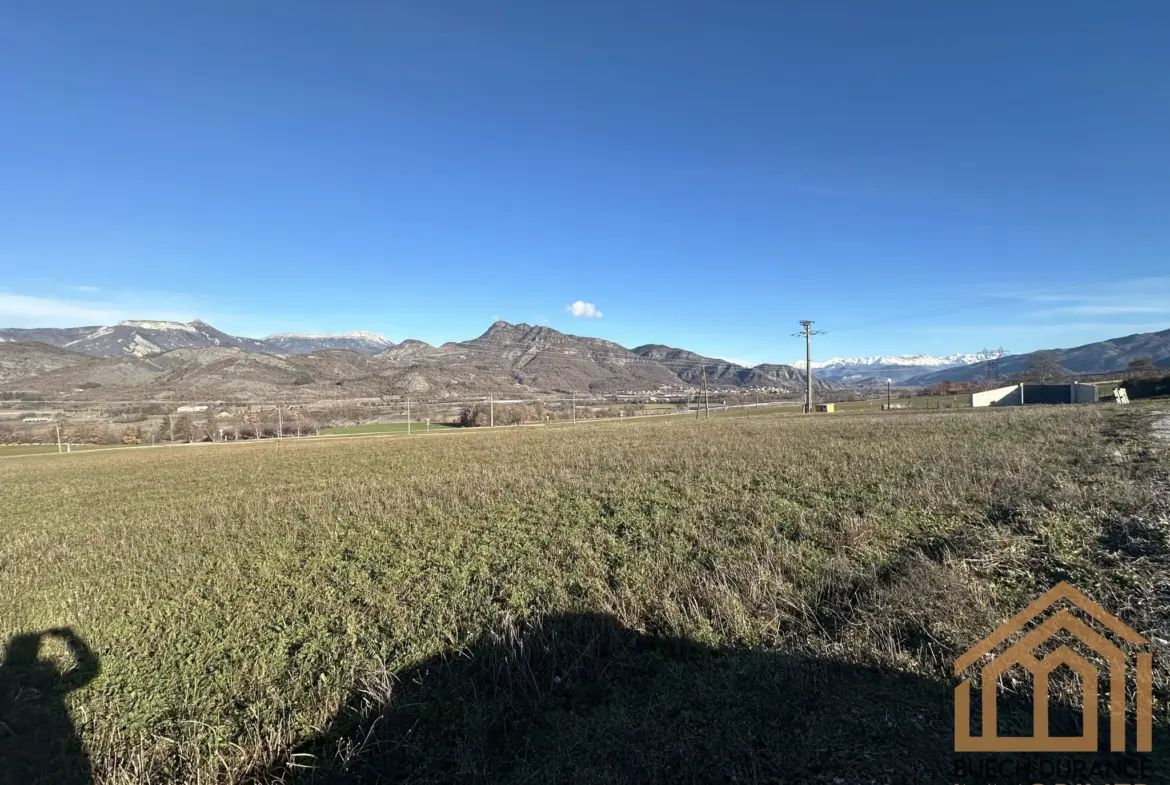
[0,320,392,358]
[0,320,833,400]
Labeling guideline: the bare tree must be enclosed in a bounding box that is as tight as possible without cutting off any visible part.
[203,411,219,442]
[173,414,195,443]
[1127,356,1158,375]
[1023,351,1065,382]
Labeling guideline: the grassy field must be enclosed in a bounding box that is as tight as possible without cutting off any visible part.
[0,444,77,457]
[319,421,461,436]
[1,406,1168,783]
[0,443,142,458]
[832,392,974,411]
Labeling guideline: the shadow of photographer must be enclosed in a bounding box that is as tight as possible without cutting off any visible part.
[1,617,1155,783]
[247,611,1168,784]
[0,627,99,785]
[250,612,964,784]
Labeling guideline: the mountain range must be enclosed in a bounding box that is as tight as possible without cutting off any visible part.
[0,319,836,401]
[0,320,393,357]
[799,353,995,385]
[4,318,1168,401]
[900,327,1170,386]
[796,326,1170,386]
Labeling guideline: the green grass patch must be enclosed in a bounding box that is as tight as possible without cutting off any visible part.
[320,421,460,436]
[0,445,66,457]
[0,443,140,457]
[832,392,973,411]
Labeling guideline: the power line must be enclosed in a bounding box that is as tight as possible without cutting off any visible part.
[980,347,1008,380]
[1,399,812,459]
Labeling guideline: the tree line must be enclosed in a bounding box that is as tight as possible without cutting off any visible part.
[0,408,322,446]
[457,401,681,427]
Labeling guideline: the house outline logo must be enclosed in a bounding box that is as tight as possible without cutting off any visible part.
[954,581,1152,753]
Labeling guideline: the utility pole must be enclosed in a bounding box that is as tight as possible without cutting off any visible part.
[886,378,892,411]
[55,423,62,454]
[406,398,410,435]
[277,405,283,440]
[571,391,576,425]
[701,368,710,419]
[489,394,494,428]
[794,320,824,413]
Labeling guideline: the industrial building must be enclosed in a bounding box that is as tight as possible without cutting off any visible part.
[971,383,1099,407]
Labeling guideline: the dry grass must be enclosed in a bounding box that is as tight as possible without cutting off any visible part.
[1,405,1167,783]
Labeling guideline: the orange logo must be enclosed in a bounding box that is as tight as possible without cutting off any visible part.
[954,581,1152,753]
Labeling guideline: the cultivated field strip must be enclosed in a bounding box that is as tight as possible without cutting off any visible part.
[0,406,1167,783]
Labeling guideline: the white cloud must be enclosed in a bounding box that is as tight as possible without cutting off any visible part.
[979,275,1170,326]
[0,292,127,326]
[1029,304,1170,317]
[567,300,603,319]
[0,291,194,328]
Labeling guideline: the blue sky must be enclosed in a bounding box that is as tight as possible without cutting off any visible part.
[2,2,1168,365]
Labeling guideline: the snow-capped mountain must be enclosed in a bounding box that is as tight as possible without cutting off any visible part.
[794,353,994,385]
[800,353,992,370]
[57,320,274,357]
[0,320,395,359]
[264,331,393,354]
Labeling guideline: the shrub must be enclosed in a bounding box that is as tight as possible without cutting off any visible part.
[459,404,492,428]
[1121,374,1170,400]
